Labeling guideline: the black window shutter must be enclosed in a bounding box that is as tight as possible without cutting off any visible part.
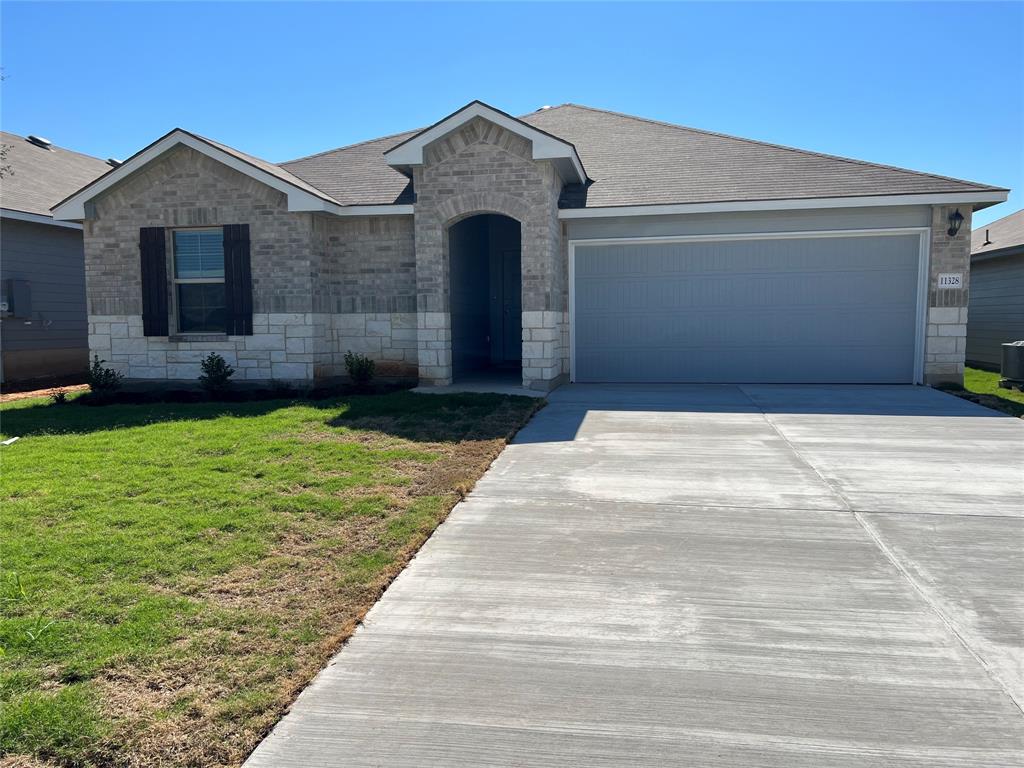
[223,224,253,335]
[139,227,169,336]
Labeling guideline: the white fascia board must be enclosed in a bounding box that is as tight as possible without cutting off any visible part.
[558,190,1010,219]
[384,102,586,183]
[1,208,84,230]
[52,131,337,221]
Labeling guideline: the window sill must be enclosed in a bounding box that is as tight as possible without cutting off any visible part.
[169,333,229,343]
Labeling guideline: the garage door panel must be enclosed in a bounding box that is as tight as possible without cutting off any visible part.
[579,269,918,311]
[573,234,921,383]
[577,307,917,349]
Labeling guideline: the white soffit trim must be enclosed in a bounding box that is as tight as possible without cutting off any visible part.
[558,190,1009,219]
[51,131,340,221]
[384,101,587,184]
[333,204,414,216]
[2,208,83,230]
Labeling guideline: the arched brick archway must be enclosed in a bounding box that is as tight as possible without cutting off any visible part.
[411,128,567,390]
[436,192,533,229]
[446,212,522,384]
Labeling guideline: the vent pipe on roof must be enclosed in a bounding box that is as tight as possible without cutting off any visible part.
[983,229,991,246]
[26,135,53,150]
[106,158,122,168]
[538,105,552,111]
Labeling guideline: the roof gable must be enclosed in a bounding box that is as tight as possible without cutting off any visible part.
[51,129,344,220]
[382,101,587,184]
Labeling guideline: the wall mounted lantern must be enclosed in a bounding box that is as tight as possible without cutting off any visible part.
[947,208,964,237]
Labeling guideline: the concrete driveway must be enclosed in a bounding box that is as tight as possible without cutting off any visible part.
[247,385,1024,767]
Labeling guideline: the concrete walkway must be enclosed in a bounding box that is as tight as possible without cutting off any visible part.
[247,385,1024,767]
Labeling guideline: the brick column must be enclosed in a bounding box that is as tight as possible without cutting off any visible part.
[924,204,972,386]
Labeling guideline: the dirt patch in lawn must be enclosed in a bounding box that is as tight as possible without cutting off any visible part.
[0,384,89,404]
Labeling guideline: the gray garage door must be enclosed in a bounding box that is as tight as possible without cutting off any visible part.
[573,234,922,383]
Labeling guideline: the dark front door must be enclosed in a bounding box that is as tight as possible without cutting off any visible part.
[497,248,522,364]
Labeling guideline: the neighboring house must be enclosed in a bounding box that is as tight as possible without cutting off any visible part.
[50,101,1008,390]
[1,132,112,384]
[966,209,1024,369]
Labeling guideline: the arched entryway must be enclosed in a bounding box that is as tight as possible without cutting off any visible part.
[448,213,522,383]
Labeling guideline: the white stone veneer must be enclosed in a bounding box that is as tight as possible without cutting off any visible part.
[88,311,417,384]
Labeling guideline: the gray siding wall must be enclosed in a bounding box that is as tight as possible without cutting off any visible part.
[966,251,1024,368]
[1,218,88,381]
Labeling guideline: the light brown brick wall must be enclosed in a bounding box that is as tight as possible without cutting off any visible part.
[313,214,416,314]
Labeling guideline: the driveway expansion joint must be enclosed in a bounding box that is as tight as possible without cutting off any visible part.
[737,385,1024,716]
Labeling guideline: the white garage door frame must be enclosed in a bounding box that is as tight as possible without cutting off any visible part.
[567,227,932,385]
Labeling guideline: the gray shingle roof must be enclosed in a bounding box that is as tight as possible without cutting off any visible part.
[279,103,1005,210]
[523,105,1005,207]
[972,209,1024,257]
[0,131,111,217]
[280,130,418,206]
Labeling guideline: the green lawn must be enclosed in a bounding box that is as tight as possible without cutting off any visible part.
[0,391,539,767]
[962,366,1024,417]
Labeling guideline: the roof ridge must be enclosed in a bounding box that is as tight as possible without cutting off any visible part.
[280,127,422,166]
[545,103,1005,192]
[0,130,109,166]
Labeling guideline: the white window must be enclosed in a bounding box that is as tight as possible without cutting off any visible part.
[173,229,225,333]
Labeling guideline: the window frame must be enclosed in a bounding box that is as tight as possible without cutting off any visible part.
[170,227,227,335]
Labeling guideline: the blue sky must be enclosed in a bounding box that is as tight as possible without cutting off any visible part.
[2,1,1021,225]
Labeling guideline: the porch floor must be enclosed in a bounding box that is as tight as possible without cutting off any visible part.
[412,370,544,398]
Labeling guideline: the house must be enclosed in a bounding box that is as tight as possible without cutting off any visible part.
[966,209,1024,370]
[1,132,112,384]
[50,101,1008,390]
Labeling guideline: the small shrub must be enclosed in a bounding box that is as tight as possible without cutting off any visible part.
[87,355,123,396]
[48,388,68,405]
[198,353,235,396]
[344,350,375,389]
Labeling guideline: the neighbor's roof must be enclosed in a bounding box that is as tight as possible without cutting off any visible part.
[972,209,1024,257]
[280,103,1006,209]
[0,131,111,217]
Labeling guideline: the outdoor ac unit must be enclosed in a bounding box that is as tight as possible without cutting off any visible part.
[1000,341,1024,389]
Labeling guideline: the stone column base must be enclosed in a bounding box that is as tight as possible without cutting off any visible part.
[416,311,453,385]
[522,310,565,390]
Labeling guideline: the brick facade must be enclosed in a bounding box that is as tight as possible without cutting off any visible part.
[83,145,418,383]
[84,145,316,317]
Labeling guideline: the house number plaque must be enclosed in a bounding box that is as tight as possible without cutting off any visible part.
[937,273,963,289]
